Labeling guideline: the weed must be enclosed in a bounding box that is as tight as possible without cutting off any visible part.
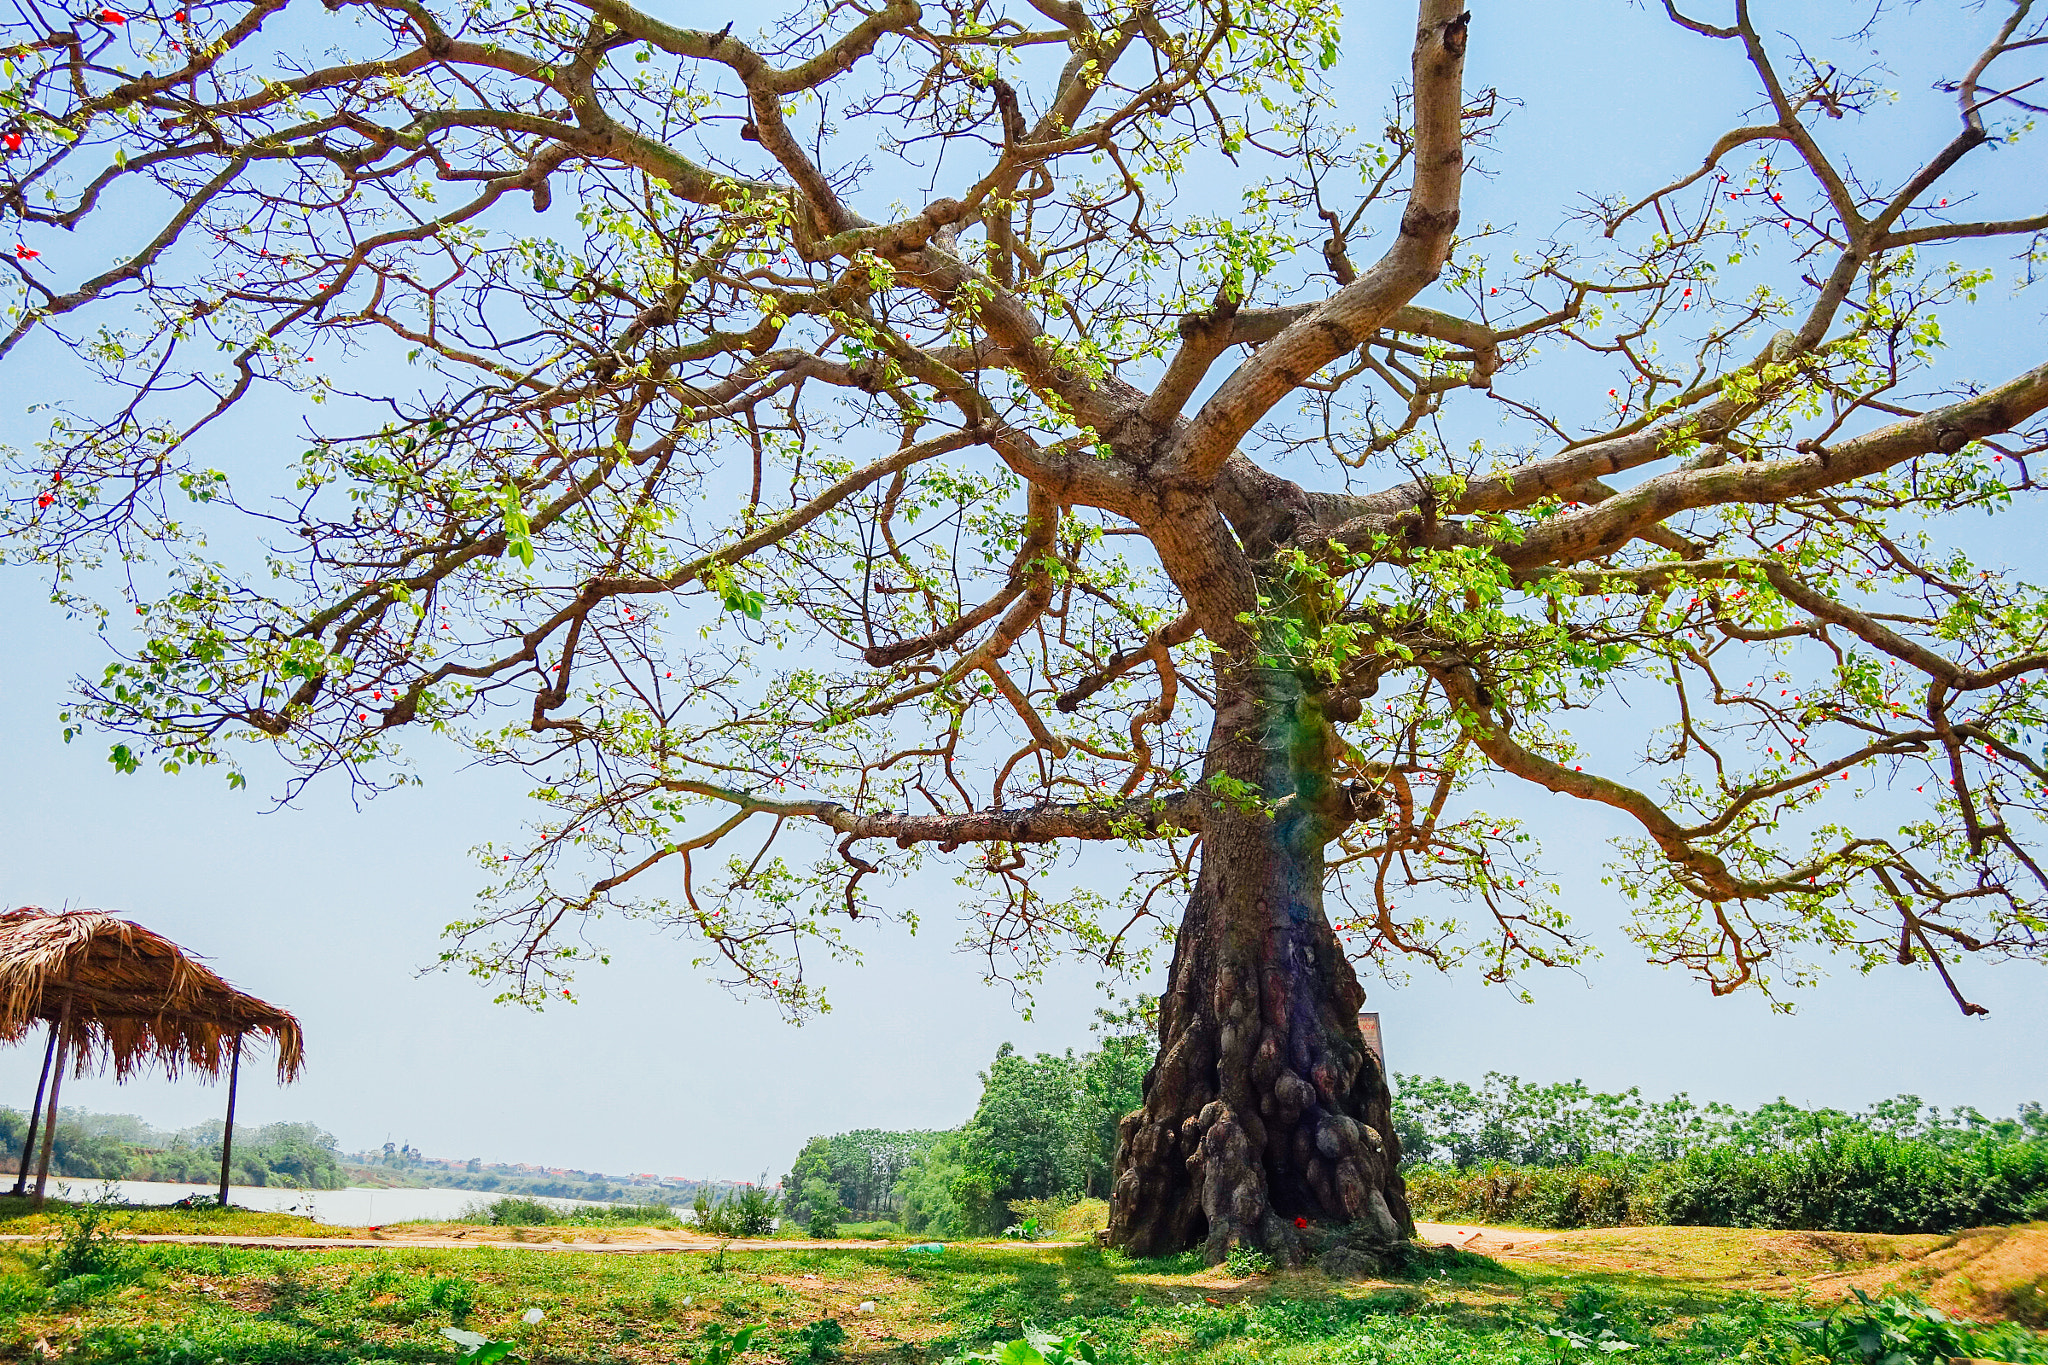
[955,1329,1101,1365]
[37,1188,135,1287]
[1223,1243,1275,1277]
[794,1316,848,1362]
[1796,1288,2048,1363]
[443,1326,523,1365]
[0,1274,46,1314]
[690,1321,760,1365]
[429,1274,477,1322]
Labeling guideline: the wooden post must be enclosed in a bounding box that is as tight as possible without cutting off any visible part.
[31,994,75,1208]
[216,1034,243,1208]
[9,1021,60,1198]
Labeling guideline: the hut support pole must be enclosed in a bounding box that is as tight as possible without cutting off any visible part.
[216,1034,242,1207]
[9,1021,60,1198]
[31,995,75,1208]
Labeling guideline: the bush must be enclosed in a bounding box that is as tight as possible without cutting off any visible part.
[1405,1157,1649,1229]
[692,1182,779,1237]
[1403,1131,2048,1233]
[474,1196,566,1225]
[1654,1132,2048,1233]
[37,1193,135,1288]
[1222,1243,1275,1277]
[1005,1196,1110,1239]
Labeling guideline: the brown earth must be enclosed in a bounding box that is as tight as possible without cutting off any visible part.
[1420,1220,2048,1325]
[2,1217,2042,1324]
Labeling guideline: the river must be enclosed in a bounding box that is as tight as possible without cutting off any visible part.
[37,1177,673,1227]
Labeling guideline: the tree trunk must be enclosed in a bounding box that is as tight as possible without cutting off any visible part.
[1107,665,1411,1264]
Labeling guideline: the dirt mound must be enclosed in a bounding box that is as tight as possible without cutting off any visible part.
[1458,1220,2047,1325]
[1812,1224,2048,1325]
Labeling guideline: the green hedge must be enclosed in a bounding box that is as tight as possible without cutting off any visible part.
[1405,1132,2048,1233]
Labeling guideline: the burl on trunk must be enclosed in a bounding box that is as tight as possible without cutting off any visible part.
[1108,669,1412,1264]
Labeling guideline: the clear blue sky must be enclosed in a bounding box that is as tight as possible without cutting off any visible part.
[2,1,2043,1181]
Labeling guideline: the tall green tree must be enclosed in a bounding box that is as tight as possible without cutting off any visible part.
[782,1128,942,1221]
[881,1032,1146,1234]
[5,0,2048,1260]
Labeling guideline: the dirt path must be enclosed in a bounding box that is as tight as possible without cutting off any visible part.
[0,1231,1025,1255]
[0,1224,1544,1258]
[1412,1220,1559,1256]
[0,1225,1553,1261]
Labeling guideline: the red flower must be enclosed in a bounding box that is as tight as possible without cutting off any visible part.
[98,8,125,22]
[1294,1216,1308,1229]
[3,133,19,151]
[14,243,38,259]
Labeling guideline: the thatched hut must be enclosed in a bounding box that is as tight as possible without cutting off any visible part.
[0,907,304,1207]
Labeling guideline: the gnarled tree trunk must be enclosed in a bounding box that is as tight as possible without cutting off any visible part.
[1108,667,1410,1264]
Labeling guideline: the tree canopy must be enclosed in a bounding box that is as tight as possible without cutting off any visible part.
[3,0,2046,1036]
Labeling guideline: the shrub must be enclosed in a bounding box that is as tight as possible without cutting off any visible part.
[692,1182,779,1237]
[37,1193,135,1285]
[1223,1244,1274,1276]
[475,1196,564,1226]
[1005,1196,1111,1239]
[794,1319,847,1363]
[1403,1131,2048,1234]
[429,1276,475,1324]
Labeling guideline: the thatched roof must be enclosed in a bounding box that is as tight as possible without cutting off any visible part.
[0,908,303,1083]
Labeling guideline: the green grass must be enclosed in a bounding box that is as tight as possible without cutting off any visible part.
[0,1212,2041,1364]
[0,1237,1941,1364]
[434,1197,686,1228]
[0,1195,362,1238]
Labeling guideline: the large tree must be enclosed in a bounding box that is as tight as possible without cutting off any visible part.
[4,0,2047,1261]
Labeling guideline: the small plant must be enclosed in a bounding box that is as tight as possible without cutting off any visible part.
[1540,1323,1638,1360]
[955,1329,1100,1365]
[691,1322,761,1365]
[1222,1243,1275,1277]
[1793,1289,2048,1364]
[1541,1285,1648,1360]
[429,1275,476,1324]
[794,1318,847,1363]
[38,1191,134,1286]
[441,1328,521,1365]
[1001,1217,1043,1240]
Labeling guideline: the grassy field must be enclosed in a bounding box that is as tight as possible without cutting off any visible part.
[0,1201,2043,1364]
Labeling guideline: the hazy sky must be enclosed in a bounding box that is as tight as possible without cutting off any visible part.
[3,1,2044,1182]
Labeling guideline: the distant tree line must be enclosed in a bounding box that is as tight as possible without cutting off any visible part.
[1390,1073,2048,1168]
[1392,1074,2048,1233]
[0,1104,741,1208]
[783,1008,1150,1237]
[340,1142,745,1206]
[0,1108,346,1189]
